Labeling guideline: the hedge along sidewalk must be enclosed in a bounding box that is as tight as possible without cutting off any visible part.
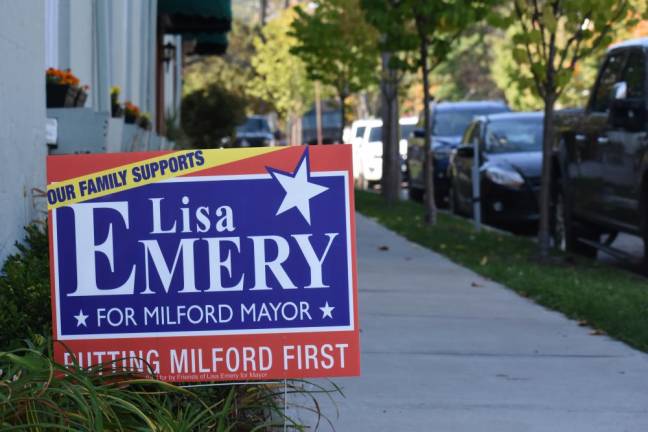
[355,190,648,353]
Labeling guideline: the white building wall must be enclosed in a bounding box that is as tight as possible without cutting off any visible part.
[109,0,128,96]
[54,0,158,114]
[59,0,94,107]
[0,1,47,262]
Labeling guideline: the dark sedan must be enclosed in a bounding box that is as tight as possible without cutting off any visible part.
[407,101,510,205]
[448,112,543,225]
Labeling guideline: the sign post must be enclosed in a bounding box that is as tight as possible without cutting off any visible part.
[47,145,359,382]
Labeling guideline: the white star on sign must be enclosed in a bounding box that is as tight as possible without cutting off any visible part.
[74,309,89,327]
[269,152,328,225]
[320,302,335,319]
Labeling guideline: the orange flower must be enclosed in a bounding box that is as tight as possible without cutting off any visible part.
[45,67,82,88]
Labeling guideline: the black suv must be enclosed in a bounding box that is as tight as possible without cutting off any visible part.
[407,101,509,205]
[231,116,276,148]
[553,38,648,269]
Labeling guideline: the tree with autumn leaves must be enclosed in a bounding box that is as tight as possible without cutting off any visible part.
[494,0,646,257]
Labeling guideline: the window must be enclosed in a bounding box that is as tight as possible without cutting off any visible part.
[400,124,415,140]
[622,50,646,99]
[356,126,366,138]
[432,107,507,136]
[368,126,382,142]
[591,51,626,112]
[237,117,270,133]
[485,118,543,153]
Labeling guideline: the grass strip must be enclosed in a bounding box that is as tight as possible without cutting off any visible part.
[355,190,648,352]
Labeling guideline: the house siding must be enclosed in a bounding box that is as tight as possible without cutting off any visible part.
[0,0,47,262]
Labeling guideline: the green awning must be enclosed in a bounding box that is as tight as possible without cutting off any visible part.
[192,33,228,56]
[159,0,231,34]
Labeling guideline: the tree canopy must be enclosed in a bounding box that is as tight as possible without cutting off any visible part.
[290,0,379,130]
[493,0,646,257]
[248,8,314,121]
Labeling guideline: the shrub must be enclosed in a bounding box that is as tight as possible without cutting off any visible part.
[181,83,248,148]
[0,224,51,350]
[0,227,340,429]
[0,342,300,430]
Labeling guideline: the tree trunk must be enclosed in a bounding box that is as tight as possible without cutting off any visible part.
[315,81,323,145]
[539,37,558,258]
[260,0,267,25]
[380,50,401,203]
[538,92,556,257]
[420,39,437,225]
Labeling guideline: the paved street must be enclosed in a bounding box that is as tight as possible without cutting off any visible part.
[294,213,648,431]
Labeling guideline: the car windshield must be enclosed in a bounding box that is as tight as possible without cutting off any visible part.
[400,124,415,140]
[433,107,506,136]
[485,118,543,153]
[368,126,382,142]
[237,117,270,133]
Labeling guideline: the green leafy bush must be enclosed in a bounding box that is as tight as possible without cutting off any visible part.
[0,224,51,349]
[0,226,340,429]
[181,83,248,149]
[0,342,318,430]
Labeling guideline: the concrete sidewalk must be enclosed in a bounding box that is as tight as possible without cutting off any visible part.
[295,213,648,431]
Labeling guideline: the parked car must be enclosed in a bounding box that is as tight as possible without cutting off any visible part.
[357,119,383,187]
[553,37,648,270]
[407,101,510,204]
[350,119,374,179]
[399,116,417,182]
[302,102,342,144]
[229,115,277,148]
[449,112,544,225]
[357,117,420,187]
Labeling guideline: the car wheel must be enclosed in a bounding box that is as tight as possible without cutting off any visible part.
[408,186,424,202]
[434,189,447,209]
[554,185,599,258]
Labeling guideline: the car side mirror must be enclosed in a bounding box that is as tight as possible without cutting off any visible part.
[413,128,425,139]
[456,146,474,158]
[611,81,627,101]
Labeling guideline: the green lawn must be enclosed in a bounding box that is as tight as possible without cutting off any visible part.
[355,190,648,352]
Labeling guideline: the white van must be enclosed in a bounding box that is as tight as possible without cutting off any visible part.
[358,117,418,187]
[349,119,375,180]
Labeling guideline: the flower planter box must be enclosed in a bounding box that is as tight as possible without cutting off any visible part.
[124,113,138,124]
[46,83,78,108]
[138,118,152,131]
[75,90,88,108]
[111,103,123,118]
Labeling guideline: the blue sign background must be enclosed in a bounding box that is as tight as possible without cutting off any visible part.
[54,171,351,337]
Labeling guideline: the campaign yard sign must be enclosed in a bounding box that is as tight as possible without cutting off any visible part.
[47,146,359,382]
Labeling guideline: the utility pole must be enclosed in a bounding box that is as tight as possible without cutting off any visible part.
[260,0,267,25]
[472,135,482,231]
[315,81,323,145]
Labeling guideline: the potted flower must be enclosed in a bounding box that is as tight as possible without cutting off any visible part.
[138,112,152,131]
[111,86,123,117]
[46,68,80,108]
[124,101,140,124]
